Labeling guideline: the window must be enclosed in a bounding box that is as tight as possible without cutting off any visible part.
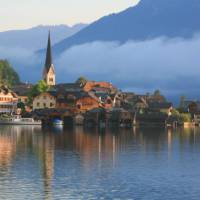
[77,105,81,109]
[50,102,54,107]
[49,78,54,82]
[107,99,112,104]
[43,96,47,99]
[43,103,46,107]
[37,102,40,107]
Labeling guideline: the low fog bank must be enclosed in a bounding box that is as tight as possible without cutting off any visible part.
[1,34,200,103]
[55,35,200,103]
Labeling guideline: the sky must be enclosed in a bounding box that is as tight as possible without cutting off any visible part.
[0,0,139,31]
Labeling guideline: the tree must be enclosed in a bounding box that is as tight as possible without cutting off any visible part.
[154,89,161,96]
[179,113,191,123]
[171,109,191,123]
[17,100,25,113]
[153,89,166,102]
[76,76,88,86]
[171,109,180,117]
[179,95,186,108]
[0,60,20,87]
[28,80,50,104]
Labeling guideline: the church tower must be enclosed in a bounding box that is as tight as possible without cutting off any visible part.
[43,31,56,86]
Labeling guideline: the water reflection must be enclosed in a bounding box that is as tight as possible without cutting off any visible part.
[0,126,200,199]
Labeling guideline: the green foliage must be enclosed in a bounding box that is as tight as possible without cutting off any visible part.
[152,89,166,102]
[76,76,88,86]
[179,113,191,123]
[171,109,180,117]
[28,80,50,104]
[179,95,186,108]
[0,60,20,87]
[17,99,25,112]
[171,109,191,122]
[154,89,161,96]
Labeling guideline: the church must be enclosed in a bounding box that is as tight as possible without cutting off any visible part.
[43,32,56,86]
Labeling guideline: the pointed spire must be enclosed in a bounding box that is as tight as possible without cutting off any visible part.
[45,31,53,72]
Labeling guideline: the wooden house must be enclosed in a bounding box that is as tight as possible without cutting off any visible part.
[56,91,100,113]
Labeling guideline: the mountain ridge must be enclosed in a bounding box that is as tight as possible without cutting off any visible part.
[0,24,87,50]
[51,0,200,55]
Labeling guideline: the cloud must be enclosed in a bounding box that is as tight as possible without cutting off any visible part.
[1,34,200,103]
[55,35,200,101]
[0,46,43,83]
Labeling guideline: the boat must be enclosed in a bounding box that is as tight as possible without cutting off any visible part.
[0,115,42,125]
[52,118,63,126]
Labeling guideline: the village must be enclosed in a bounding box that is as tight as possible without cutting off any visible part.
[0,33,199,128]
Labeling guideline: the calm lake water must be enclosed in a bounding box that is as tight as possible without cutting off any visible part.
[0,126,200,200]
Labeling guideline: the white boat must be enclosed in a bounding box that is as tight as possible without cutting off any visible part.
[0,115,42,125]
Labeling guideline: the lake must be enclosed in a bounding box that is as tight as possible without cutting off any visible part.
[0,126,200,200]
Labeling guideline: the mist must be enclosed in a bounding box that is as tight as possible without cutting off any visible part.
[1,34,200,103]
[55,35,200,102]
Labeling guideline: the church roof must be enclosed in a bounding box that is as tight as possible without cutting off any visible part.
[44,31,53,72]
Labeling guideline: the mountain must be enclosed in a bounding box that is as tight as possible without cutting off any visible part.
[52,0,200,55]
[0,24,87,50]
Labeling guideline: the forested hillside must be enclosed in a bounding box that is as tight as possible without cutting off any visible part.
[0,60,20,86]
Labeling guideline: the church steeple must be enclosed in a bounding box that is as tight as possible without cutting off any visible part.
[43,31,56,86]
[45,31,53,72]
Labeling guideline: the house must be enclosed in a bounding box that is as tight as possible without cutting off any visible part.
[134,97,148,111]
[137,112,169,126]
[180,100,200,114]
[54,83,82,92]
[148,102,173,116]
[123,92,136,102]
[147,94,166,103]
[108,108,134,127]
[83,81,117,93]
[56,91,100,113]
[33,92,56,110]
[94,92,113,109]
[0,86,18,114]
[84,108,107,127]
[111,92,124,108]
[12,83,33,104]
[76,92,100,112]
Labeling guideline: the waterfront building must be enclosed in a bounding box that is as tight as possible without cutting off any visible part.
[56,91,100,112]
[76,92,100,112]
[95,92,113,109]
[148,102,173,116]
[0,86,18,114]
[43,32,56,86]
[12,83,33,104]
[179,100,200,114]
[33,89,101,113]
[33,92,56,110]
